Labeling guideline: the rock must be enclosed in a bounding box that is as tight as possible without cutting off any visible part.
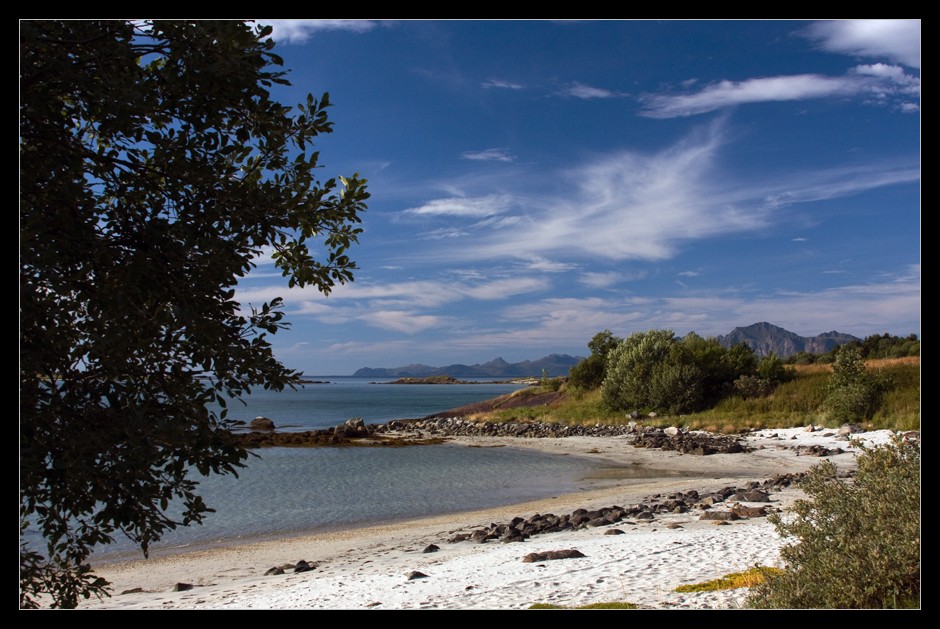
[731,505,769,518]
[172,583,193,592]
[838,423,864,436]
[699,511,741,521]
[648,412,658,418]
[522,549,586,563]
[249,416,275,431]
[604,528,625,535]
[665,524,683,529]
[739,489,770,502]
[264,567,285,576]
[422,544,440,553]
[635,511,654,520]
[804,424,816,432]
[293,560,314,573]
[120,587,144,595]
[406,571,429,580]
[664,426,680,437]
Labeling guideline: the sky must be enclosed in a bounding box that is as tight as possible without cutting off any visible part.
[239,19,920,375]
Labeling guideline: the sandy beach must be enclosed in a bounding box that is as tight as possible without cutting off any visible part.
[78,427,900,610]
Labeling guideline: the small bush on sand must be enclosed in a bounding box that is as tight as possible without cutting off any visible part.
[747,434,920,609]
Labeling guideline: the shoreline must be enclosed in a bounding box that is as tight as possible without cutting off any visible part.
[76,427,903,610]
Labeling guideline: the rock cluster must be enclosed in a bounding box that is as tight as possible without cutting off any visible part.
[445,474,803,545]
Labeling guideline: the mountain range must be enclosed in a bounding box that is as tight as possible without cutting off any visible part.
[352,354,583,378]
[353,322,861,377]
[715,322,859,358]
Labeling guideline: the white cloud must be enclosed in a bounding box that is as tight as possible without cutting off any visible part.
[791,237,808,242]
[802,19,921,69]
[401,195,512,218]
[677,270,700,278]
[640,65,919,118]
[407,120,917,267]
[362,310,443,334]
[461,148,516,162]
[563,82,622,99]
[640,74,859,118]
[579,271,647,288]
[259,19,379,43]
[482,79,524,90]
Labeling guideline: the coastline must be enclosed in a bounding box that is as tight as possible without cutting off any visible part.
[78,427,901,610]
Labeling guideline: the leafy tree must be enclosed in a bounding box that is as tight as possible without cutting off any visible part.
[602,329,684,412]
[568,330,621,390]
[20,20,369,608]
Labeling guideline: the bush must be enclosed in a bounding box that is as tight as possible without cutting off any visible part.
[747,435,920,609]
[825,346,890,423]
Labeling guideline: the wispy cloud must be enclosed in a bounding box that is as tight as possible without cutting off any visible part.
[791,237,808,242]
[482,79,524,90]
[561,82,625,99]
[407,120,918,266]
[461,148,516,162]
[678,270,701,278]
[639,65,919,118]
[579,271,647,288]
[260,19,379,43]
[401,195,512,218]
[801,19,921,69]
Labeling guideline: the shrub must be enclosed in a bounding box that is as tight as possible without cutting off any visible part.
[825,346,890,423]
[747,435,920,609]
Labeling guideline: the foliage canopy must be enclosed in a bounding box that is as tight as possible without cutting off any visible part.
[20,20,369,608]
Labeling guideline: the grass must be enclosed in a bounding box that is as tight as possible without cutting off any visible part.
[528,601,640,610]
[475,358,919,433]
[674,567,784,593]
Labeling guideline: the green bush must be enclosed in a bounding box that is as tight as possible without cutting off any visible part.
[825,346,890,423]
[747,435,920,609]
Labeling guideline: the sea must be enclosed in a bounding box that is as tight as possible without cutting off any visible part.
[81,377,610,562]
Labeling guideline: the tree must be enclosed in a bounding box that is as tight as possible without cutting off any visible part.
[568,329,621,390]
[20,20,369,608]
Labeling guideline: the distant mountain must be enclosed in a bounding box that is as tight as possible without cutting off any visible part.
[716,322,860,358]
[352,354,584,378]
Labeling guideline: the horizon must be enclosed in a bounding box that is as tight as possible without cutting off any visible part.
[233,20,919,375]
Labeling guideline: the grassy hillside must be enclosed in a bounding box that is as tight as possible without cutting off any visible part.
[475,357,919,433]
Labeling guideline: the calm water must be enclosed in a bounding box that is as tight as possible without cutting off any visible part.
[86,379,605,562]
[217,377,529,431]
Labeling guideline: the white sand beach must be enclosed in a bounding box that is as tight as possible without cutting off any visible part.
[79,427,900,610]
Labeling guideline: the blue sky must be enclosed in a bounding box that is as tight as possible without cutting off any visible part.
[240,19,920,375]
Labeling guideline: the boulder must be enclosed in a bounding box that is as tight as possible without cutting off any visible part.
[249,416,275,431]
[172,582,193,592]
[406,571,428,580]
[522,549,586,563]
[293,560,314,573]
[422,544,440,553]
[699,511,741,521]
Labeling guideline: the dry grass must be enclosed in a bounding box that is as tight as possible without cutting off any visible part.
[675,567,785,593]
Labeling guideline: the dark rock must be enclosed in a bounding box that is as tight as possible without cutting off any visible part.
[739,489,771,502]
[665,524,683,529]
[635,511,654,520]
[604,528,626,535]
[120,587,144,595]
[407,571,429,580]
[172,583,193,592]
[294,560,314,573]
[422,544,440,553]
[522,549,586,563]
[249,416,275,431]
[264,567,285,576]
